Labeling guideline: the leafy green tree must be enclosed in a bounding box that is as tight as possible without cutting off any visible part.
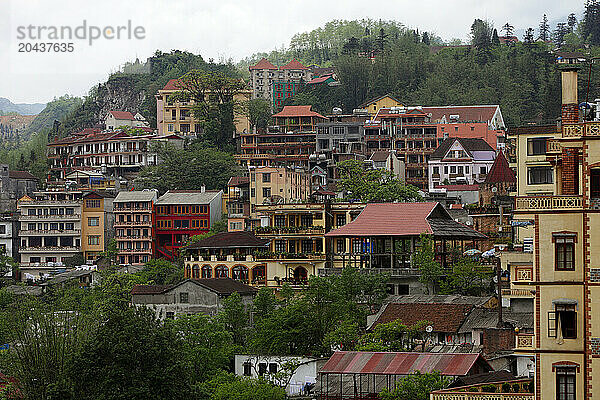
[209,375,285,400]
[415,234,444,294]
[135,142,239,194]
[323,320,360,351]
[69,307,188,400]
[470,19,493,48]
[337,159,422,203]
[379,371,450,400]
[439,257,493,296]
[0,248,16,283]
[245,98,272,131]
[137,258,183,285]
[218,292,250,346]
[356,319,428,352]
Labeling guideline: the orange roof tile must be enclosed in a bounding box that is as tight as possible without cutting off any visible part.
[249,58,278,70]
[109,111,135,120]
[272,105,326,119]
[280,59,309,70]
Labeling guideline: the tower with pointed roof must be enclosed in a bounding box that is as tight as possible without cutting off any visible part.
[249,58,313,110]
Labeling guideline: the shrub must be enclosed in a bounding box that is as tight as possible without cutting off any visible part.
[502,383,512,393]
[481,384,497,393]
[512,383,521,393]
[527,381,535,393]
[468,386,479,392]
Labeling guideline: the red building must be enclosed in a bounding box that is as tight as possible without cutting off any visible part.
[154,190,222,260]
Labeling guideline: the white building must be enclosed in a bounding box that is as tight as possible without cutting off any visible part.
[0,215,18,260]
[428,138,496,190]
[234,355,326,397]
[18,190,83,281]
[104,111,149,130]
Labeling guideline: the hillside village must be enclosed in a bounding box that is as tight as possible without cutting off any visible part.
[0,3,600,399]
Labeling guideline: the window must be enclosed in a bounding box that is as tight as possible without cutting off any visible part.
[262,173,271,183]
[527,137,548,155]
[336,239,346,253]
[262,187,271,198]
[258,363,267,376]
[549,304,577,339]
[528,166,553,185]
[591,169,600,198]
[168,124,174,132]
[166,311,175,319]
[554,234,575,271]
[301,240,313,253]
[274,240,285,253]
[268,363,278,374]
[86,199,101,208]
[243,362,252,377]
[88,217,100,227]
[480,166,486,174]
[179,292,189,303]
[556,367,576,400]
[88,235,100,245]
[432,166,439,175]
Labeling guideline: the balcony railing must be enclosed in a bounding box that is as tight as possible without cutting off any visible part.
[501,288,534,297]
[430,379,533,400]
[515,333,534,350]
[114,221,152,227]
[20,214,81,220]
[19,246,80,253]
[255,226,325,235]
[20,229,81,235]
[319,267,421,277]
[546,139,561,153]
[562,121,600,138]
[515,195,582,211]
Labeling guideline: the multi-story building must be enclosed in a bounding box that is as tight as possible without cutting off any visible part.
[325,202,485,295]
[81,191,114,262]
[17,190,83,280]
[367,150,405,180]
[249,166,311,218]
[428,137,496,189]
[187,201,364,287]
[507,65,600,400]
[0,214,18,260]
[155,79,251,137]
[358,94,404,116]
[104,111,149,131]
[47,129,184,182]
[225,176,250,232]
[113,190,157,266]
[154,189,223,260]
[249,58,313,109]
[0,165,38,213]
[363,105,506,189]
[237,129,317,169]
[272,106,327,132]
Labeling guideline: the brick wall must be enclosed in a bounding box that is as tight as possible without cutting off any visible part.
[561,148,578,195]
[562,103,579,124]
[481,328,515,355]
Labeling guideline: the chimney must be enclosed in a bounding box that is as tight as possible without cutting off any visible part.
[201,185,206,193]
[560,66,579,124]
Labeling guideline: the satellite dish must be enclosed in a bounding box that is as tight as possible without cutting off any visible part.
[492,187,498,193]
[425,325,433,333]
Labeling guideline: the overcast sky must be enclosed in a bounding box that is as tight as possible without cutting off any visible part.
[0,0,582,104]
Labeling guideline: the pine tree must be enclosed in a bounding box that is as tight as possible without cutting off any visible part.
[539,14,550,41]
[492,29,500,45]
[582,0,600,45]
[523,28,535,43]
[502,22,514,37]
[567,13,578,32]
[422,31,431,45]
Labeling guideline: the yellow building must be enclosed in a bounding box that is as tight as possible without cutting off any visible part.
[358,94,403,116]
[81,192,114,262]
[156,79,251,137]
[509,65,600,400]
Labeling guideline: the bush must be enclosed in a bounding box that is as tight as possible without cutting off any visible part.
[468,386,480,392]
[481,384,497,393]
[527,381,535,393]
[502,383,512,393]
[512,383,521,393]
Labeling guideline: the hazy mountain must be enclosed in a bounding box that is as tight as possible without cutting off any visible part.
[0,97,46,115]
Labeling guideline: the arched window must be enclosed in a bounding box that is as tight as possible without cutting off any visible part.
[232,265,249,282]
[192,264,200,279]
[185,264,191,278]
[251,264,266,284]
[201,265,212,279]
[215,265,229,278]
[293,266,308,282]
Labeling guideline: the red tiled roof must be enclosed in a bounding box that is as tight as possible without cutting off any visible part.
[307,74,335,85]
[187,231,269,249]
[450,203,464,209]
[192,278,258,295]
[326,203,437,237]
[510,125,558,135]
[279,59,309,70]
[109,111,135,120]
[320,351,490,376]
[372,302,474,332]
[8,170,37,180]
[272,105,326,119]
[485,151,516,184]
[228,176,250,186]
[423,105,499,123]
[249,58,278,70]
[162,79,190,91]
[369,151,391,162]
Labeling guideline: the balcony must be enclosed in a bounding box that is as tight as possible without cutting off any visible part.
[546,139,561,153]
[501,288,534,297]
[515,195,582,211]
[20,214,81,221]
[19,246,80,253]
[431,378,534,400]
[114,207,152,212]
[515,333,534,350]
[562,121,600,138]
[114,220,152,227]
[318,267,421,277]
[118,248,152,254]
[254,226,325,236]
[20,229,81,236]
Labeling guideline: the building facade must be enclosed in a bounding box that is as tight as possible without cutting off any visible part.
[104,111,149,130]
[0,165,38,213]
[113,190,157,266]
[0,214,18,261]
[249,58,313,109]
[155,79,251,137]
[81,191,114,262]
[18,190,83,280]
[154,189,223,260]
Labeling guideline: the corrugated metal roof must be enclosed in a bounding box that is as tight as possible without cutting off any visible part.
[155,190,222,205]
[114,191,157,203]
[320,351,489,376]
